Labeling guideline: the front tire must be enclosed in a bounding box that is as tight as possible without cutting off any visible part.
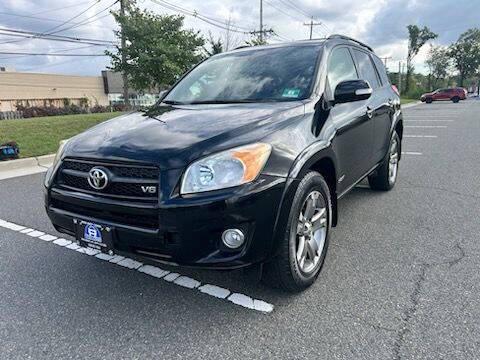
[452,96,460,103]
[264,171,332,292]
[426,97,433,104]
[368,131,400,191]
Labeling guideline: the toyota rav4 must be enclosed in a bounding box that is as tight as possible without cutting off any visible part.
[44,35,403,292]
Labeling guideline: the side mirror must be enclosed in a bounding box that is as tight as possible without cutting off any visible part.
[334,80,372,104]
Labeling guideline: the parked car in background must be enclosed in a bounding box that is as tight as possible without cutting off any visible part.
[421,87,467,103]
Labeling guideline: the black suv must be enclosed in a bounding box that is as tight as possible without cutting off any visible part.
[44,35,402,292]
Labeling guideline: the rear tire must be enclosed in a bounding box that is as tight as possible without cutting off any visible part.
[263,171,332,292]
[452,96,460,103]
[368,131,400,191]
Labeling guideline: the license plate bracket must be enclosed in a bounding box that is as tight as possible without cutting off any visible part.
[75,220,114,253]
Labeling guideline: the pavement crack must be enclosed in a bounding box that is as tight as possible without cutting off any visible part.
[417,243,466,268]
[400,180,480,200]
[392,264,427,360]
[35,157,50,170]
[393,244,466,358]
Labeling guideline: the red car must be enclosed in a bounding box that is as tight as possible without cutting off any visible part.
[421,87,467,103]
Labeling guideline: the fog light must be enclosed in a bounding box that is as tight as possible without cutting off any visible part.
[222,229,245,249]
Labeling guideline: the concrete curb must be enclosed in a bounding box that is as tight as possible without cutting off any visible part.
[0,153,55,180]
[402,101,422,109]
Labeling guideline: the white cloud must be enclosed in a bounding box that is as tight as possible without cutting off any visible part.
[0,0,478,75]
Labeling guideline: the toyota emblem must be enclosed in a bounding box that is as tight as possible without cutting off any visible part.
[87,167,109,190]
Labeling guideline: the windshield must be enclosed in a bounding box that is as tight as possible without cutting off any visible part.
[163,45,322,104]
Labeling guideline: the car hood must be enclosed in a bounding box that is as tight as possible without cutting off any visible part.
[421,92,433,97]
[64,102,304,169]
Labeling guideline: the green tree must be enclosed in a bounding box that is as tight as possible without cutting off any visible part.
[204,32,224,57]
[449,28,480,87]
[425,45,450,90]
[107,4,205,91]
[405,25,437,93]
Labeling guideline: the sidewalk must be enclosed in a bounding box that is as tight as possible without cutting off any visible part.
[0,154,54,180]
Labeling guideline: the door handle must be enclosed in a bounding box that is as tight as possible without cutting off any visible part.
[366,106,374,119]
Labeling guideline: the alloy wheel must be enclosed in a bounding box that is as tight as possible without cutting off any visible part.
[388,137,399,184]
[295,191,327,274]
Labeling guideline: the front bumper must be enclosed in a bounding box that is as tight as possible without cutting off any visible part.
[45,174,287,269]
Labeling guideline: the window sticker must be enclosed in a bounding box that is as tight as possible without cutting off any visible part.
[282,88,301,98]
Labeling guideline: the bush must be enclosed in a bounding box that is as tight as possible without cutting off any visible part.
[15,104,113,118]
[112,103,130,112]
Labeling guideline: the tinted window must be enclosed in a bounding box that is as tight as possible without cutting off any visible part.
[372,55,390,86]
[352,49,380,89]
[164,46,321,104]
[327,47,358,94]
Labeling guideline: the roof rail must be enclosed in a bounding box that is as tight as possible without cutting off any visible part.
[233,45,251,50]
[327,34,374,52]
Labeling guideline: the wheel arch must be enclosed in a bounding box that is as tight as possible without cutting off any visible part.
[272,145,339,255]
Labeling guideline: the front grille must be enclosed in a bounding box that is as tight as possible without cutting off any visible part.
[55,159,159,201]
[50,198,159,229]
[62,161,158,179]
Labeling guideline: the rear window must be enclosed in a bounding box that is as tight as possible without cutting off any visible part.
[371,55,390,86]
[352,49,380,89]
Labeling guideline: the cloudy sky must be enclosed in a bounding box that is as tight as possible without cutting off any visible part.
[0,0,478,76]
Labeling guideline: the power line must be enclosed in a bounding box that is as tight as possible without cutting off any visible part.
[42,0,103,34]
[0,12,85,25]
[277,0,312,19]
[0,0,104,45]
[150,0,253,34]
[264,0,305,23]
[28,1,93,16]
[0,44,101,61]
[0,51,108,56]
[0,27,115,46]
[47,0,118,34]
[22,56,105,72]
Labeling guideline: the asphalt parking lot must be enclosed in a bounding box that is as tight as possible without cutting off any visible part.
[1,100,479,359]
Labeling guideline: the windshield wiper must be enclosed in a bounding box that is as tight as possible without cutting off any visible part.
[186,99,282,105]
[162,100,186,105]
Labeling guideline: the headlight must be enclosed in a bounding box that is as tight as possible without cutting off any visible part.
[53,139,69,168]
[180,143,272,194]
[44,139,69,188]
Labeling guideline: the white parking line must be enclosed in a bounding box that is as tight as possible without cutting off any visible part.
[402,152,423,155]
[404,120,453,122]
[0,218,274,314]
[405,126,447,128]
[404,135,437,138]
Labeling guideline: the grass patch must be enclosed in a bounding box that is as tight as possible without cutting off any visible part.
[400,97,418,105]
[0,112,123,158]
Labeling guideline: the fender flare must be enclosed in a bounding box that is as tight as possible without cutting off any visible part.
[269,143,339,257]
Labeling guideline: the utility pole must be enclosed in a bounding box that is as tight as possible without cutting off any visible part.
[398,61,402,95]
[120,0,129,107]
[303,18,322,40]
[259,0,263,42]
[381,56,392,68]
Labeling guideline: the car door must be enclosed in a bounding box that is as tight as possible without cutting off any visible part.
[370,54,395,163]
[435,89,449,100]
[351,48,387,165]
[326,46,374,192]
